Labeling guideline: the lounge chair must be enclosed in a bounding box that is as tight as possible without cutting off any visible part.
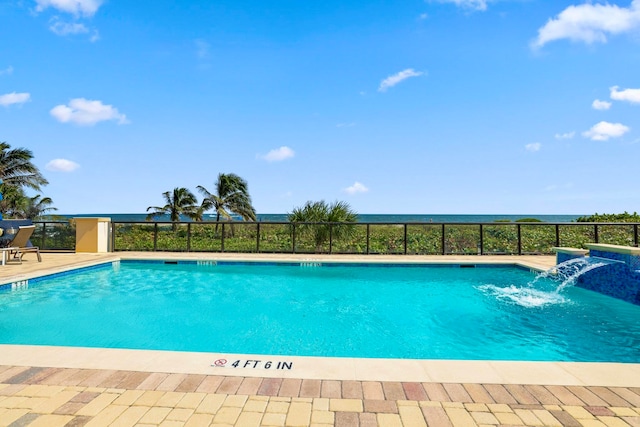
[6,225,42,263]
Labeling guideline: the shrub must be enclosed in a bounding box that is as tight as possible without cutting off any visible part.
[576,212,640,223]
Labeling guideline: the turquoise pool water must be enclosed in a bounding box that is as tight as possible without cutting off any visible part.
[1,261,639,362]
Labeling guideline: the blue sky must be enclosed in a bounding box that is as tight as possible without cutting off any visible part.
[1,0,639,215]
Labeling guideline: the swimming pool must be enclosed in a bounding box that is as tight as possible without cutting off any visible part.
[1,260,639,362]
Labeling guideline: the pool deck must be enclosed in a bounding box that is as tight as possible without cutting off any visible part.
[1,252,639,426]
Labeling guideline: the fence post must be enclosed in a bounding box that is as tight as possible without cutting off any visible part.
[366,224,370,254]
[555,224,560,247]
[111,222,116,251]
[594,224,599,243]
[441,224,446,255]
[292,223,296,254]
[329,223,333,254]
[153,223,158,251]
[256,223,261,253]
[404,224,408,255]
[221,223,225,252]
[635,224,639,247]
[40,222,46,250]
[479,224,484,255]
[187,223,191,252]
[517,224,522,255]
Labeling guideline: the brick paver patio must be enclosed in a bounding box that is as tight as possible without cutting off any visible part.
[1,365,639,426]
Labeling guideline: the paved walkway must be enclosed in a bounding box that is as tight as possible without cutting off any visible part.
[2,365,640,427]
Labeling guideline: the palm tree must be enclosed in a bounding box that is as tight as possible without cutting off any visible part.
[21,194,57,220]
[146,187,199,230]
[0,184,24,218]
[0,142,49,218]
[288,200,358,252]
[197,173,257,226]
[0,142,48,190]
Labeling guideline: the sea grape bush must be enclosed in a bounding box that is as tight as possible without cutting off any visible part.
[109,221,638,255]
[34,214,640,254]
[576,212,640,223]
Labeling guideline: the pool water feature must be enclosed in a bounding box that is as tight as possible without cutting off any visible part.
[535,257,614,292]
[1,261,639,363]
[479,257,612,308]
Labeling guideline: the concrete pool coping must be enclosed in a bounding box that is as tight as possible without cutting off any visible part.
[1,252,638,388]
[1,346,639,387]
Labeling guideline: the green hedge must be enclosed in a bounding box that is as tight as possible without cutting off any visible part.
[111,222,639,255]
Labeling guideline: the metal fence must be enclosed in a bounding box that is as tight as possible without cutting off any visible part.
[102,221,640,255]
[30,221,77,251]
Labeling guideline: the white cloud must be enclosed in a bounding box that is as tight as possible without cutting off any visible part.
[525,142,542,152]
[532,0,640,48]
[46,158,80,172]
[582,121,630,141]
[47,16,98,40]
[592,99,612,110]
[261,146,295,162]
[432,0,489,11]
[344,182,369,195]
[0,66,13,76]
[35,0,103,17]
[554,131,576,140]
[49,19,89,35]
[0,92,31,106]
[378,68,424,92]
[610,85,640,103]
[50,98,129,125]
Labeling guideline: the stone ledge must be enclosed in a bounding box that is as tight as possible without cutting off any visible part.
[552,247,588,256]
[585,243,640,256]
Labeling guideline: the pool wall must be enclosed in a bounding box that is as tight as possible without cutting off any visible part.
[0,259,532,294]
[0,261,114,293]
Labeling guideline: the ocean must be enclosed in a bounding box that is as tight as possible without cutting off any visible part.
[56,213,583,223]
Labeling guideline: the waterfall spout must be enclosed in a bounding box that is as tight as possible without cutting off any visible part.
[533,257,614,293]
[478,257,614,308]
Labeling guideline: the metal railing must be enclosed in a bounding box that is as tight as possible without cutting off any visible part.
[107,221,640,255]
[28,221,77,251]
